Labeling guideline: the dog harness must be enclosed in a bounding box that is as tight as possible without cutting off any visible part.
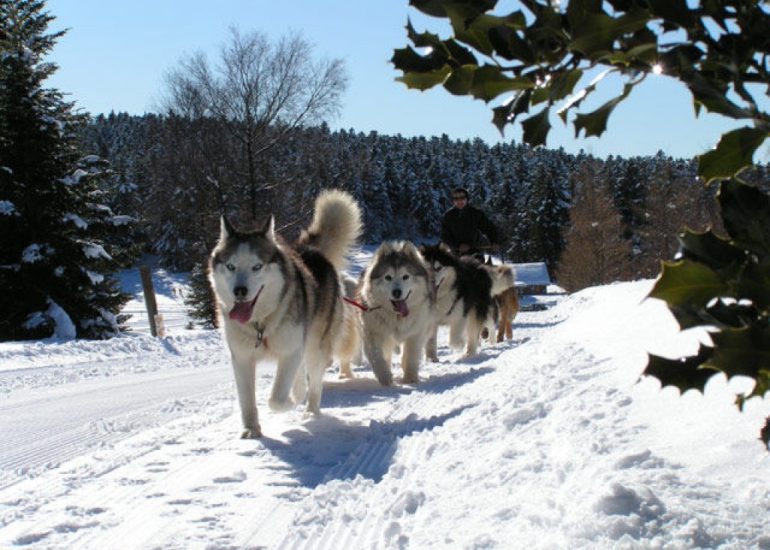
[342,296,381,312]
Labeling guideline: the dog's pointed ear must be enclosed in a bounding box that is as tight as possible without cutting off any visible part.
[220,216,236,239]
[261,215,276,241]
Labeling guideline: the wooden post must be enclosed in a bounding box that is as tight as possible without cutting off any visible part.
[139,265,158,337]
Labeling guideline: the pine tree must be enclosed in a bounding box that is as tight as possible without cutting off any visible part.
[185,258,217,328]
[0,0,131,340]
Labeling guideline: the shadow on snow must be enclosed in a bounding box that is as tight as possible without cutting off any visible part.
[250,366,490,489]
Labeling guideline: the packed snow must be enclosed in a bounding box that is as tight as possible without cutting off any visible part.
[0,253,769,549]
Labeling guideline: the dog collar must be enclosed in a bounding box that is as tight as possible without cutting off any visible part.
[253,322,268,349]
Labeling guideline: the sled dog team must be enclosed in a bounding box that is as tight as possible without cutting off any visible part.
[209,189,519,438]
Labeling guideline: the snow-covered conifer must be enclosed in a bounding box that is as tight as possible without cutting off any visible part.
[0,0,131,340]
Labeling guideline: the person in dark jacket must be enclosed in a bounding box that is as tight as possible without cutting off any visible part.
[440,187,499,259]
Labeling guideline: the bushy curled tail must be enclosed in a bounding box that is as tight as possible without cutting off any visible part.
[300,189,363,272]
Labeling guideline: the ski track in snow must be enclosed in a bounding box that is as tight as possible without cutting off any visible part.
[1,281,769,548]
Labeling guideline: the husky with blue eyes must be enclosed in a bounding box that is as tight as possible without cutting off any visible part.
[209,189,362,438]
[358,241,435,386]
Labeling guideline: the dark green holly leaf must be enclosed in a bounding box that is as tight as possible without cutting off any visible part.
[569,9,650,57]
[492,104,512,135]
[549,69,583,102]
[659,44,704,83]
[392,45,446,73]
[688,73,752,120]
[648,259,728,309]
[406,18,444,49]
[468,65,533,102]
[698,127,768,183]
[531,86,550,106]
[644,344,717,394]
[668,301,718,331]
[452,12,526,56]
[409,0,497,18]
[521,107,551,147]
[444,65,475,95]
[718,178,770,254]
[492,89,531,134]
[396,66,452,91]
[444,39,479,66]
[489,24,535,62]
[705,299,759,330]
[730,262,770,311]
[447,11,500,55]
[557,69,611,123]
[647,0,695,27]
[573,83,632,138]
[569,12,617,55]
[608,41,657,67]
[709,327,770,382]
[678,227,746,270]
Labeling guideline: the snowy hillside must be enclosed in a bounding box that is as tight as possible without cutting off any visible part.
[0,263,769,549]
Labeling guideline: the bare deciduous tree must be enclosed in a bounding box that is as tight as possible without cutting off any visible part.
[162,28,348,220]
[556,161,631,293]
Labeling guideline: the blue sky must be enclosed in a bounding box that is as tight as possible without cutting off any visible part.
[46,0,750,159]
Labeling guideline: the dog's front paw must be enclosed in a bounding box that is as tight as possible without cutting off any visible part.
[303,407,321,418]
[268,397,295,412]
[449,338,465,350]
[240,426,262,439]
[338,365,355,379]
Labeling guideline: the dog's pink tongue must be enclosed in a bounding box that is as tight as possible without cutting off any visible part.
[229,301,254,324]
[392,299,409,317]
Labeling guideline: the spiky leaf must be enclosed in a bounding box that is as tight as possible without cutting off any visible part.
[718,178,770,255]
[698,128,768,183]
[649,259,728,309]
[644,344,717,394]
[678,228,746,270]
[709,327,770,381]
[396,66,452,90]
[573,83,632,138]
[468,65,534,102]
[521,108,551,147]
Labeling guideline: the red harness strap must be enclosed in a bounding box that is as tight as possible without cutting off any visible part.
[342,296,371,312]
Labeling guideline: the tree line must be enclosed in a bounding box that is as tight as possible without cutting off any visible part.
[79,112,770,325]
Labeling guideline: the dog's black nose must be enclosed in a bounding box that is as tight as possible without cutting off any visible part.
[234,286,248,299]
[392,288,402,299]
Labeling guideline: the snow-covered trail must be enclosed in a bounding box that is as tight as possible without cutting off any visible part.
[0,363,230,489]
[0,317,542,548]
[1,281,768,549]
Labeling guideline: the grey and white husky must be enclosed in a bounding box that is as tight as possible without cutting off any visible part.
[359,241,435,386]
[209,189,362,438]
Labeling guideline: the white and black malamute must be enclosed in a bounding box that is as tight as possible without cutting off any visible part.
[420,243,514,358]
[209,189,362,438]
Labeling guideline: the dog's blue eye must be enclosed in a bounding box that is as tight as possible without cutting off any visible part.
[402,275,410,280]
[226,263,236,271]
[384,275,392,281]
[252,263,263,272]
